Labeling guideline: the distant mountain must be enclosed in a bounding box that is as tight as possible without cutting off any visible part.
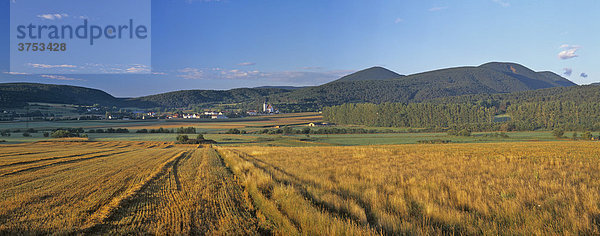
[0,62,577,110]
[332,66,403,82]
[272,62,576,106]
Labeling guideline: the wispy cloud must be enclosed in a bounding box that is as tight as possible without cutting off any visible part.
[394,18,404,24]
[492,0,510,7]
[580,73,588,78]
[558,45,580,60]
[125,64,150,73]
[28,63,77,69]
[429,6,448,12]
[301,66,323,70]
[563,68,572,76]
[178,68,204,79]
[175,67,352,85]
[3,71,29,75]
[40,75,83,81]
[37,13,69,20]
[237,62,256,66]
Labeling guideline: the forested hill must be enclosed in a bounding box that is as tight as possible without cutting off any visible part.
[132,87,291,108]
[0,62,577,109]
[271,62,576,107]
[332,66,403,82]
[0,83,123,108]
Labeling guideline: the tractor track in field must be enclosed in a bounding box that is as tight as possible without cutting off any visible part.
[228,149,384,234]
[81,150,190,233]
[0,150,135,177]
[0,150,58,158]
[0,149,115,169]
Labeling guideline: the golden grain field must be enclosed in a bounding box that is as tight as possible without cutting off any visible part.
[1,141,599,235]
[218,142,600,235]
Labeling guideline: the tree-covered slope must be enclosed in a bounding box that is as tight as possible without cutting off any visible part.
[272,62,575,106]
[0,83,120,108]
[332,66,403,82]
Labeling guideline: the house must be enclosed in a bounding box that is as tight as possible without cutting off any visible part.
[182,113,201,119]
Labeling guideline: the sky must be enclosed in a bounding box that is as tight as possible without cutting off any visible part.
[1,0,599,97]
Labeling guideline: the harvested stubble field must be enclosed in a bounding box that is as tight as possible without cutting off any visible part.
[1,141,599,235]
[0,141,259,235]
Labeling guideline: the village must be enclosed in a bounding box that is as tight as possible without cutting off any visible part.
[0,101,281,122]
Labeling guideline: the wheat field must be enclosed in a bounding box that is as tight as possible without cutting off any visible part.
[1,141,599,235]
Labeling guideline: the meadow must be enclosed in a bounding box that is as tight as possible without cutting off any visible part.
[1,140,599,234]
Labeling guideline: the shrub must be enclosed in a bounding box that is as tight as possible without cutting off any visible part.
[176,135,189,143]
[176,134,217,144]
[0,130,10,137]
[552,129,565,138]
[43,132,50,137]
[177,127,196,134]
[458,129,471,137]
[582,131,593,140]
[417,139,452,144]
[22,132,31,137]
[226,128,242,134]
[51,130,79,138]
[136,129,148,133]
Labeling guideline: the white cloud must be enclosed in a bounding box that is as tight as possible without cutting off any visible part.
[37,13,69,20]
[394,18,404,24]
[3,71,28,75]
[492,0,510,7]
[558,45,580,60]
[429,6,448,11]
[125,64,150,73]
[237,62,256,66]
[40,75,83,81]
[175,67,352,85]
[563,68,572,76]
[28,63,77,69]
[178,68,204,79]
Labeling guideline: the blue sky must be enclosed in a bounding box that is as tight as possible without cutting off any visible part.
[1,0,599,97]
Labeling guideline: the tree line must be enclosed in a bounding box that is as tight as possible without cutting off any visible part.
[323,101,600,131]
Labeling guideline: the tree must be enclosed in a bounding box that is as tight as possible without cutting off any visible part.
[0,130,11,137]
[22,132,31,137]
[582,131,593,140]
[552,129,564,138]
[177,135,189,143]
[196,134,205,140]
[458,129,471,137]
[51,130,78,138]
[572,132,578,140]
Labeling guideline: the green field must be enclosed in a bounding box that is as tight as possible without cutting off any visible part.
[0,112,592,146]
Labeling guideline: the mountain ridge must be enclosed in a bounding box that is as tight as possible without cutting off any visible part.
[0,62,576,109]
